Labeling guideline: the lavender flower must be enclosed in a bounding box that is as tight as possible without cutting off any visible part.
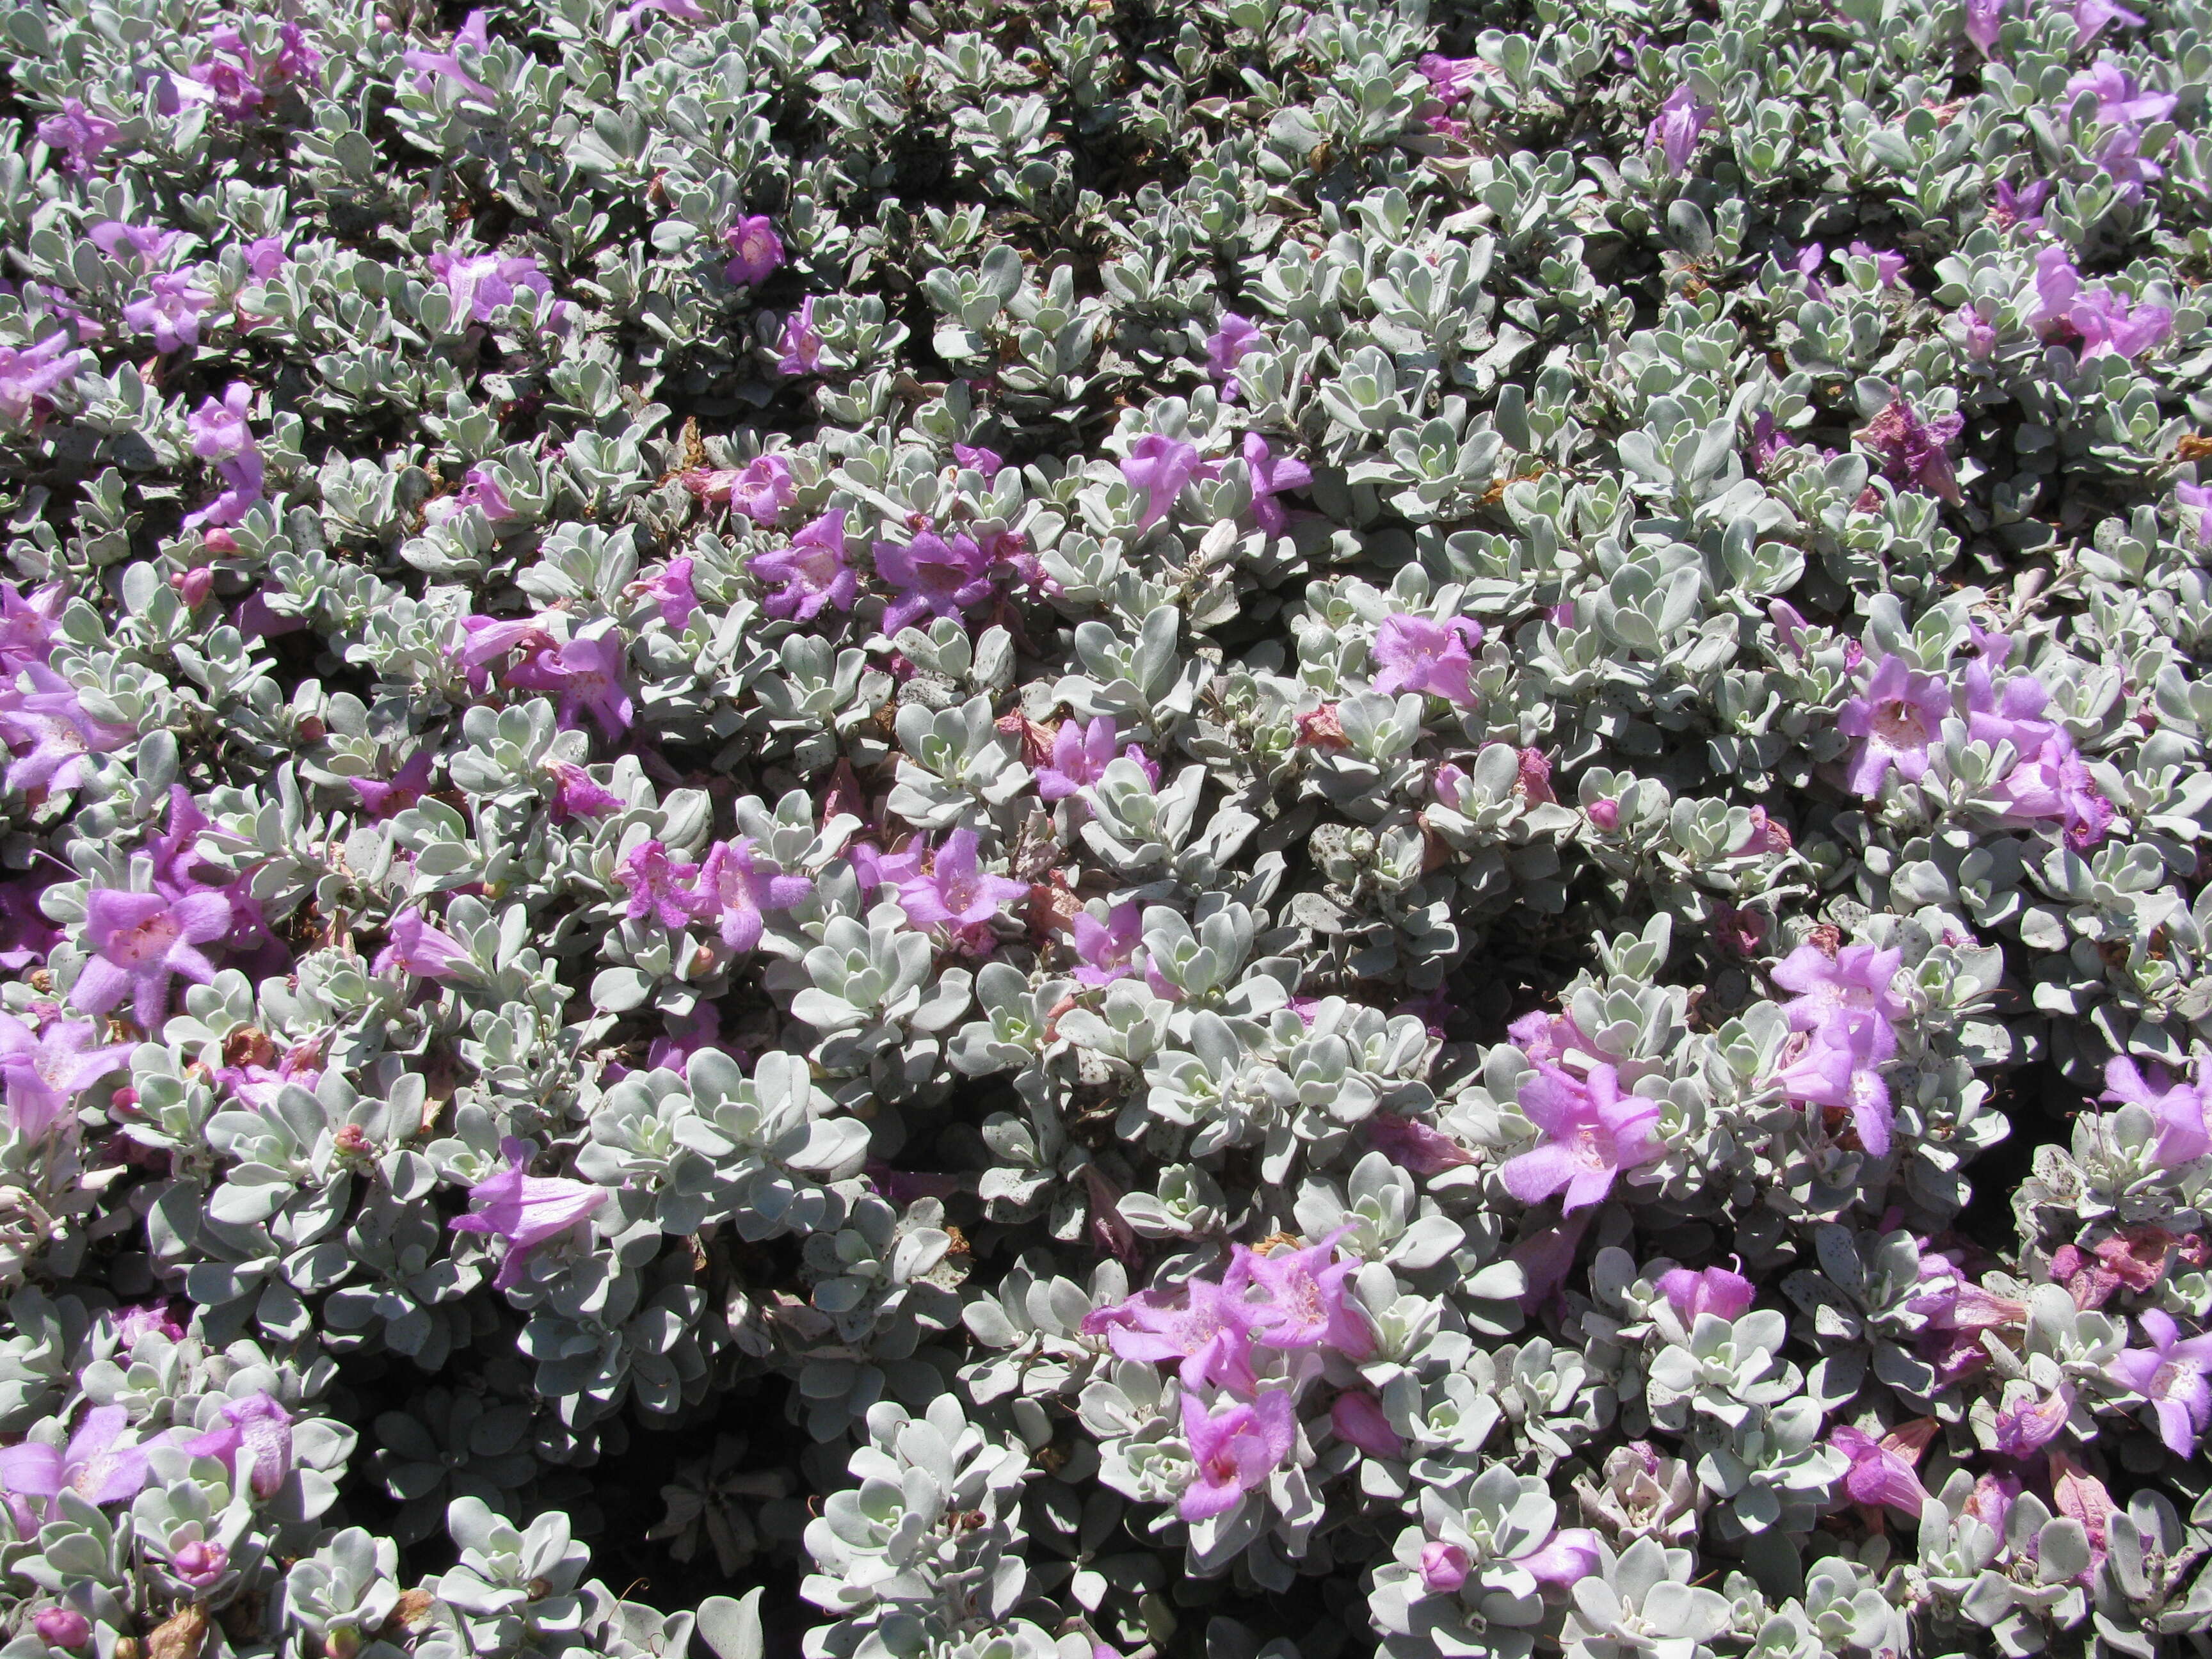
[424,465,516,527]
[1037,717,1119,800]
[1178,1390,1294,1521]
[1120,435,1217,531]
[1655,1263,1756,1325]
[723,216,785,286]
[1829,1420,1932,1512]
[1244,433,1311,536]
[182,1391,293,1500]
[451,1137,610,1290]
[2106,1311,2212,1457]
[1965,0,2007,54]
[694,838,813,953]
[1082,1267,1260,1395]
[35,100,120,175]
[2101,1057,2211,1166]
[1416,54,1485,105]
[1499,1062,1665,1212]
[0,1406,149,1525]
[0,335,82,423]
[506,630,634,737]
[1205,314,1262,399]
[1857,398,1964,504]
[404,11,497,104]
[1646,84,1713,175]
[896,829,1029,930]
[547,761,623,823]
[0,1014,127,1137]
[88,222,179,267]
[952,443,1004,479]
[751,510,858,619]
[122,273,213,354]
[874,529,993,632]
[1369,614,1482,705]
[429,251,553,326]
[1836,653,1950,796]
[776,296,821,376]
[372,910,470,980]
[72,888,230,1030]
[1070,902,1141,985]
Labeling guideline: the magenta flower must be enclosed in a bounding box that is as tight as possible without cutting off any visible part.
[123,273,214,355]
[1772,1014,1896,1158]
[1038,717,1119,800]
[1836,653,1950,796]
[171,1541,228,1589]
[506,630,633,737]
[1646,84,1713,175]
[1244,1233,1374,1358]
[1205,314,1262,399]
[694,837,813,954]
[0,334,82,424]
[1416,54,1485,105]
[0,666,136,794]
[1499,1062,1665,1213]
[451,1137,609,1290]
[874,529,993,633]
[1993,733,2113,849]
[1507,1007,1592,1065]
[751,510,857,620]
[1829,1422,1930,1512]
[35,1609,90,1649]
[726,455,795,525]
[776,297,821,376]
[372,910,470,980]
[616,839,702,930]
[2107,1310,2212,1457]
[896,828,1029,930]
[404,11,497,104]
[548,761,623,824]
[1178,1390,1295,1521]
[1369,614,1482,705]
[723,216,785,286]
[954,443,1004,479]
[72,889,229,1030]
[1420,1541,1470,1593]
[1244,433,1311,536]
[0,1014,127,1137]
[1965,0,2007,54]
[1070,902,1141,986]
[429,251,552,326]
[1083,1267,1260,1395]
[1992,1383,2073,1459]
[1857,398,1964,505]
[182,1391,292,1501]
[1769,942,1907,1032]
[0,1406,148,1527]
[35,100,121,175]
[424,465,516,528]
[1121,435,1217,531]
[1524,1528,1604,1587]
[1329,1391,1404,1460]
[348,749,434,822]
[1656,1263,1756,1326]
[639,557,698,633]
[88,222,180,268]
[2101,1057,2211,1166]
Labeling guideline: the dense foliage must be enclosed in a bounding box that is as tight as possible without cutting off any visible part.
[3,1,2212,1656]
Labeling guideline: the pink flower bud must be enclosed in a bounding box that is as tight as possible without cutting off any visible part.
[35,1609,91,1648]
[1419,1539,1469,1593]
[1587,797,1620,830]
[172,1539,228,1588]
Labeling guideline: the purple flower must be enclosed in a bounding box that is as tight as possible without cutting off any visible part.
[1363,1111,1475,1174]
[2071,289,2172,360]
[1836,653,1950,796]
[1416,54,1485,106]
[728,455,795,525]
[35,100,121,175]
[267,22,323,87]
[1847,242,1906,289]
[35,1608,90,1648]
[179,383,266,531]
[1749,411,1794,473]
[1205,313,1262,399]
[1965,0,2007,54]
[1770,942,1907,1032]
[1508,1007,1592,1064]
[0,669,136,796]
[1082,1267,1259,1395]
[723,215,785,286]
[0,878,61,970]
[751,510,858,620]
[2107,1310,2212,1457]
[1178,1390,1295,1521]
[1038,717,1119,800]
[2101,1057,2211,1166]
[244,236,289,279]
[1829,1422,1931,1512]
[88,222,180,268]
[647,1004,724,1074]
[1121,435,1217,531]
[1524,1528,1604,1587]
[122,273,213,354]
[404,11,497,104]
[1244,433,1311,536]
[1244,1233,1374,1358]
[547,760,623,823]
[1420,1541,1470,1593]
[0,1406,149,1527]
[1993,1382,2073,1459]
[1656,1263,1756,1325]
[424,463,516,528]
[72,889,230,1030]
[372,910,470,980]
[1992,179,2050,232]
[349,749,435,822]
[1993,733,2114,849]
[182,1391,292,1501]
[1772,1014,1896,1158]
[694,837,812,954]
[506,630,634,737]
[1857,398,1964,504]
[897,828,1029,930]
[1369,614,1482,705]
[0,335,83,423]
[953,443,1004,479]
[2091,122,2164,200]
[184,29,262,120]
[1329,1391,1403,1459]
[2177,481,2212,550]
[1499,1062,1665,1213]
[429,251,552,326]
[775,296,821,376]
[2072,0,2144,44]
[2070,61,2177,125]
[451,1136,610,1290]
[1646,84,1713,175]
[639,557,698,633]
[874,529,993,633]
[616,839,701,930]
[0,1014,127,1137]
[621,0,708,26]
[1071,902,1141,986]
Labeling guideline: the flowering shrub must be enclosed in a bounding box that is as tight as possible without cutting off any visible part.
[2,0,2212,1656]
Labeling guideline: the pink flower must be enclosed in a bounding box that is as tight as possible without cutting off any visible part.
[1071,902,1141,986]
[775,297,821,376]
[953,443,1004,479]
[1243,1233,1374,1358]
[874,529,993,632]
[2106,1310,2212,1458]
[639,557,698,634]
[694,838,813,953]
[1646,84,1712,175]
[1178,1390,1295,1521]
[726,455,795,525]
[0,1406,149,1524]
[1369,614,1482,705]
[1830,1420,1932,1512]
[506,630,633,737]
[1121,435,1217,531]
[35,1608,90,1648]
[171,1541,228,1589]
[423,465,515,527]
[1586,797,1620,830]
[372,910,470,980]
[616,839,701,929]
[1656,1263,1756,1325]
[0,666,136,794]
[122,273,213,354]
[547,761,622,823]
[0,1014,125,1137]
[428,252,552,326]
[1417,54,1485,105]
[1420,1540,1470,1593]
[1836,653,1949,796]
[73,889,230,1030]
[1244,433,1311,536]
[182,1391,292,1501]
[2100,1057,2211,1167]
[723,215,785,286]
[0,335,82,422]
[1038,717,1119,800]
[1993,1383,2074,1459]
[752,509,858,620]
[1498,1062,1665,1213]
[1205,314,1262,399]
[35,100,120,175]
[1772,1014,1895,1158]
[896,828,1029,930]
[1329,1391,1403,1460]
[451,1136,609,1290]
[1507,1007,1592,1064]
[349,748,435,821]
[1770,942,1907,1032]
[1083,1267,1260,1395]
